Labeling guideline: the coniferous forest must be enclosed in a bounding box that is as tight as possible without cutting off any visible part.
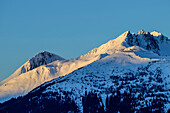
[0,88,167,113]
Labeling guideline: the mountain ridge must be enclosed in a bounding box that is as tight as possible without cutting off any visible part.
[1,49,169,112]
[0,30,170,105]
[80,30,169,58]
[0,51,65,86]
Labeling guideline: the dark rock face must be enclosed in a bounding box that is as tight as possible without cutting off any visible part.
[126,31,160,55]
[28,51,65,71]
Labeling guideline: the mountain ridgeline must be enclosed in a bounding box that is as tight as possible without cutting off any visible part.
[126,30,169,55]
[0,51,65,86]
[0,30,170,113]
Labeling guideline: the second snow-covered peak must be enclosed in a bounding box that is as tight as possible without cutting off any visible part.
[150,31,162,36]
[0,51,65,86]
[23,51,65,73]
[137,30,146,35]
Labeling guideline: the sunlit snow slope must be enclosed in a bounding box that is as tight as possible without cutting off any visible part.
[0,30,169,103]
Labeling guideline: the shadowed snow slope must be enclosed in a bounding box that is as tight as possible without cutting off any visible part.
[0,30,169,103]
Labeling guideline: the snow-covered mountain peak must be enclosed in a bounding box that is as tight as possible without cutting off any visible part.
[22,51,65,71]
[33,50,61,59]
[0,30,169,104]
[0,51,65,86]
[37,51,58,56]
[81,30,170,59]
[114,30,130,41]
[41,51,47,53]
[80,31,131,58]
[122,30,130,36]
[150,31,162,36]
[137,30,146,35]
[125,30,170,56]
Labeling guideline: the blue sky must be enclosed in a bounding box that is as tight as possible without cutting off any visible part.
[0,0,170,81]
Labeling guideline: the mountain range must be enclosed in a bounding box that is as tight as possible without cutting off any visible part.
[0,30,170,113]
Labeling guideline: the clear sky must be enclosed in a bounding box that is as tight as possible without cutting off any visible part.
[0,0,170,81]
